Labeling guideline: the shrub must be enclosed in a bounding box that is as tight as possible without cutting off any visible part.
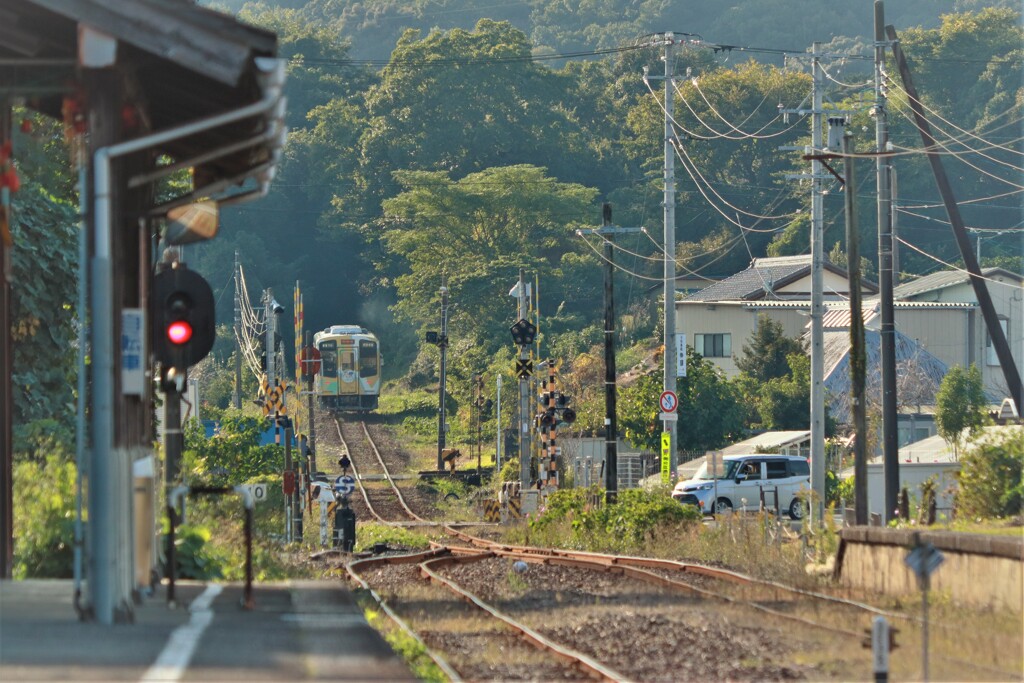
[12,453,76,578]
[164,523,225,580]
[956,429,1024,519]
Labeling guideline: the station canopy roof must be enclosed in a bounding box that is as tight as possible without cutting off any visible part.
[0,0,282,204]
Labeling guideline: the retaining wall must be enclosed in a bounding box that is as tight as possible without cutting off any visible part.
[835,527,1023,613]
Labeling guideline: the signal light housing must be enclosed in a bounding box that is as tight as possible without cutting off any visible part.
[153,266,215,383]
[509,318,537,346]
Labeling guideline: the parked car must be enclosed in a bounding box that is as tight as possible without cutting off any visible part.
[671,454,810,519]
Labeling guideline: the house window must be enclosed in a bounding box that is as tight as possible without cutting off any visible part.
[695,333,731,358]
[986,317,1008,366]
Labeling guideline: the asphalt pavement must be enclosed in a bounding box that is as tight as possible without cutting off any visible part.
[0,579,415,682]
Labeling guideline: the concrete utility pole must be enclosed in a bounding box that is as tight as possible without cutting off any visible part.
[578,204,642,504]
[874,2,900,522]
[809,43,827,526]
[660,34,679,479]
[436,283,449,471]
[233,251,241,409]
[0,103,12,578]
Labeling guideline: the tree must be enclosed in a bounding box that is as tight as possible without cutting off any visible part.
[956,427,1023,519]
[735,314,804,383]
[935,364,988,458]
[618,351,743,453]
[380,164,597,356]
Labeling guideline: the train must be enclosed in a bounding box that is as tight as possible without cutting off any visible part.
[313,325,382,411]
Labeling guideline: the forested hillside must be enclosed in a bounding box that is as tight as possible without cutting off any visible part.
[11,0,1019,444]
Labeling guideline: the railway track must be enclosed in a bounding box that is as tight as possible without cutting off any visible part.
[319,417,1022,681]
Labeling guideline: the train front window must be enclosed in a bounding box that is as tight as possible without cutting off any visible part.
[359,340,378,377]
[319,340,337,375]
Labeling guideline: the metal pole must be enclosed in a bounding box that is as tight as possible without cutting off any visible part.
[0,103,11,578]
[518,270,531,489]
[232,250,241,409]
[436,283,449,471]
[265,289,276,388]
[809,42,826,526]
[495,374,502,472]
[875,3,900,522]
[662,33,679,481]
[603,208,619,504]
[306,330,316,472]
[844,131,869,525]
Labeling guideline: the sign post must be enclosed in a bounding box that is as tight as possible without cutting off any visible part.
[906,541,944,683]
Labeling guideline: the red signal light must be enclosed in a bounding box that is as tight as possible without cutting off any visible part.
[167,320,193,345]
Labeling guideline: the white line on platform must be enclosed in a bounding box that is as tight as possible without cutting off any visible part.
[139,584,223,683]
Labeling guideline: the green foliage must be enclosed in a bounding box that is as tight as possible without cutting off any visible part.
[12,453,76,578]
[166,524,225,580]
[956,429,1024,519]
[735,315,804,383]
[355,523,433,552]
[526,486,700,551]
[935,364,988,457]
[618,350,744,452]
[832,473,855,506]
[9,177,78,443]
[183,412,284,485]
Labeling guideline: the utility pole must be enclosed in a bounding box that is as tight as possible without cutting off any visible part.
[578,204,642,504]
[843,130,869,525]
[887,20,1022,413]
[436,282,449,471]
[495,374,502,471]
[875,2,900,523]
[232,251,241,409]
[306,330,316,472]
[806,43,827,526]
[657,34,680,480]
[0,102,12,578]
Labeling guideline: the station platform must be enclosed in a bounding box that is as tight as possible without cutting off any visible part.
[0,579,415,681]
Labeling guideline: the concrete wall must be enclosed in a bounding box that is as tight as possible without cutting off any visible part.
[836,528,1023,613]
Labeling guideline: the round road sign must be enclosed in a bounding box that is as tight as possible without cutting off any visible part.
[334,475,356,496]
[299,346,322,376]
[659,390,678,413]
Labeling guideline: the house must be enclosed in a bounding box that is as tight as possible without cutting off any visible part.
[889,267,1023,400]
[676,255,872,376]
[676,261,1022,425]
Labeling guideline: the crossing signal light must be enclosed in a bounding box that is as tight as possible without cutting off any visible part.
[561,408,577,424]
[153,266,215,378]
[509,318,536,346]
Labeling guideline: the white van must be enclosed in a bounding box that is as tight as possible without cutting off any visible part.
[672,454,810,519]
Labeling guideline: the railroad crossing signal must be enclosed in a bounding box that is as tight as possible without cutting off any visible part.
[509,318,537,346]
[261,378,287,417]
[515,358,533,378]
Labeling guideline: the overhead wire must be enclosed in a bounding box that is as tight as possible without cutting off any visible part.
[894,236,1021,290]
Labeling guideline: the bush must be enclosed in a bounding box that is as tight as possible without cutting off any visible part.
[956,429,1024,519]
[12,453,76,578]
[525,486,701,551]
[164,523,225,580]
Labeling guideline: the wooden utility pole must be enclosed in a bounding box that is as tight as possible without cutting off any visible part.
[843,131,869,525]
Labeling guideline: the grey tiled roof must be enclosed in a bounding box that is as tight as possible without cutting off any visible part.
[683,255,814,302]
[893,267,1021,300]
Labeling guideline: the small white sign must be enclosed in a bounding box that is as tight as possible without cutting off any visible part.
[251,483,268,503]
[121,309,145,396]
[659,412,678,421]
[677,333,687,377]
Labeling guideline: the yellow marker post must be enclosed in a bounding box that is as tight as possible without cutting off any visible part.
[661,431,671,485]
